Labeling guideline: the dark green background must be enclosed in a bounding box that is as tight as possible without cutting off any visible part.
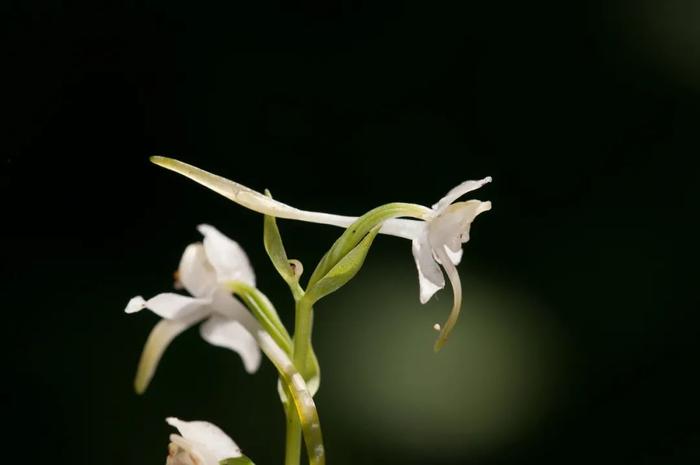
[4,1,698,464]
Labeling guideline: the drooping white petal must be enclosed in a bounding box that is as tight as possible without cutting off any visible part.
[135,292,210,320]
[166,417,241,462]
[200,315,262,373]
[125,296,147,314]
[134,310,208,393]
[411,231,445,304]
[197,224,256,286]
[178,243,217,297]
[431,177,492,213]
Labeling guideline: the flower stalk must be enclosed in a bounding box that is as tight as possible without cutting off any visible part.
[127,155,491,465]
[149,156,491,349]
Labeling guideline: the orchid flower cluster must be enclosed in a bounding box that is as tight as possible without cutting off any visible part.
[125,156,491,465]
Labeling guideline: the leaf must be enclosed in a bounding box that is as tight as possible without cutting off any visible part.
[220,455,255,465]
[229,282,292,354]
[304,226,381,305]
[263,190,303,299]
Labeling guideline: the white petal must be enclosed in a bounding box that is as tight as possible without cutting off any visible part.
[178,243,217,297]
[411,232,445,304]
[200,315,262,373]
[431,176,492,212]
[166,417,241,461]
[134,311,207,393]
[141,293,210,320]
[209,288,261,333]
[443,246,464,265]
[197,224,256,286]
[167,436,208,465]
[125,296,147,314]
[476,199,492,215]
[428,200,491,253]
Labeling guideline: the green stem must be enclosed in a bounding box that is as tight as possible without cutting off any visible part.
[286,296,314,465]
[293,298,314,377]
[285,404,302,465]
[258,329,325,465]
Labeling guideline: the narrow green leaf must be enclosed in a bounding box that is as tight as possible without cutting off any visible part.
[229,282,292,355]
[304,226,381,305]
[220,455,255,465]
[263,190,304,300]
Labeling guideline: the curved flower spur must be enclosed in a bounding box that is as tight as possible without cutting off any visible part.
[150,156,491,350]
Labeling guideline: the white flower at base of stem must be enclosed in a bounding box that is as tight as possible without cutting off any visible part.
[166,417,241,465]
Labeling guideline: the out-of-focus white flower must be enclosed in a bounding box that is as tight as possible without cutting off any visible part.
[125,224,262,392]
[150,157,491,348]
[165,417,241,465]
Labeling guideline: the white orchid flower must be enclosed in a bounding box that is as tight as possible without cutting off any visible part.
[405,179,492,349]
[165,417,242,465]
[125,224,262,393]
[150,157,491,349]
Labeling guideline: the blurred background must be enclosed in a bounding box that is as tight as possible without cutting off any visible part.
[3,0,699,464]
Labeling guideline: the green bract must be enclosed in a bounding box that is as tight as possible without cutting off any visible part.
[306,203,428,289]
[263,190,304,300]
[303,225,380,306]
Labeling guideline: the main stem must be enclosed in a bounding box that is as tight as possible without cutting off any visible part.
[284,405,302,465]
[285,297,313,465]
